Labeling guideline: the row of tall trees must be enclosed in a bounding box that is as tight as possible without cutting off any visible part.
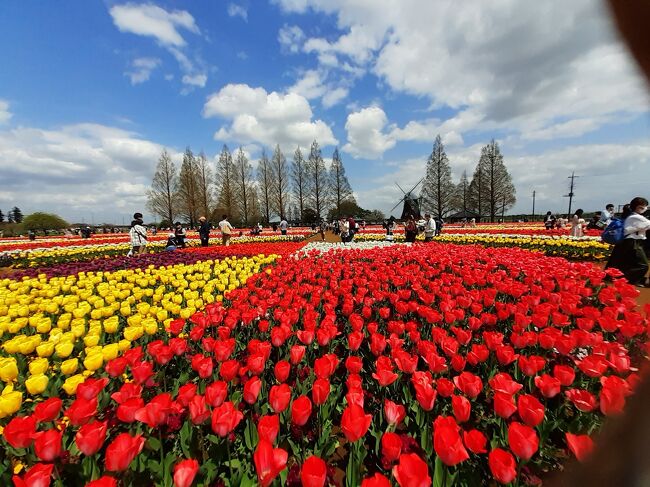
[420,136,516,222]
[147,141,357,226]
[0,207,23,223]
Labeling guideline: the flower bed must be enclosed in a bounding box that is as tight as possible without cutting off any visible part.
[8,242,306,280]
[1,243,647,486]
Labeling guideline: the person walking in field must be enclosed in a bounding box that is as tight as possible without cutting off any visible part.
[128,212,147,256]
[198,216,210,247]
[424,213,436,242]
[219,214,234,246]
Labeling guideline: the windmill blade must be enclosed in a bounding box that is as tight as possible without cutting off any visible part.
[395,182,408,195]
[390,197,406,213]
[408,177,425,195]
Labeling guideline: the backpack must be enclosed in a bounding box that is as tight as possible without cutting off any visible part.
[601,218,625,245]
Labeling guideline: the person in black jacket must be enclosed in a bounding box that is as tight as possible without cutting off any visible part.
[198,216,210,247]
[174,222,186,248]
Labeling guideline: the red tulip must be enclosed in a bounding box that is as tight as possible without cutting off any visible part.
[518,355,546,376]
[290,345,306,364]
[33,429,63,461]
[565,432,594,462]
[205,381,228,407]
[301,455,327,487]
[3,415,37,448]
[219,360,240,381]
[463,429,487,454]
[211,401,244,437]
[33,398,63,423]
[110,382,142,404]
[392,453,431,487]
[384,399,406,426]
[105,433,145,472]
[274,361,291,383]
[173,458,199,487]
[188,395,211,425]
[453,372,483,398]
[105,356,128,377]
[75,420,108,455]
[243,376,262,404]
[436,378,455,397]
[508,422,539,461]
[131,360,155,385]
[258,414,280,443]
[176,383,198,407]
[565,388,597,412]
[553,364,575,386]
[291,395,312,426]
[254,439,288,487]
[313,354,338,379]
[534,374,561,398]
[493,392,517,419]
[340,404,372,443]
[269,383,292,413]
[600,383,626,416]
[12,463,54,487]
[381,432,402,462]
[134,393,173,428]
[489,373,522,395]
[345,356,363,374]
[361,473,391,487]
[65,397,98,426]
[452,395,471,423]
[117,397,145,423]
[517,394,545,427]
[433,416,469,466]
[312,378,330,405]
[85,475,119,487]
[76,377,109,401]
[488,448,517,484]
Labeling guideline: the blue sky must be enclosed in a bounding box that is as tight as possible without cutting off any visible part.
[1,0,649,223]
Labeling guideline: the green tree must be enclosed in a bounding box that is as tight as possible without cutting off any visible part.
[233,147,256,225]
[196,151,213,219]
[257,150,272,224]
[329,147,356,218]
[420,135,454,220]
[453,170,470,214]
[292,147,307,222]
[11,207,23,223]
[306,140,329,219]
[270,144,290,220]
[175,147,200,226]
[0,209,4,223]
[216,145,237,221]
[146,149,177,224]
[22,212,69,233]
[471,140,516,222]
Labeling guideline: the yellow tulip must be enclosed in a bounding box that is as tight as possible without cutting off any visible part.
[25,374,49,395]
[60,358,79,375]
[36,341,55,358]
[62,374,85,395]
[0,386,22,418]
[29,358,49,375]
[143,318,158,335]
[0,358,18,382]
[83,352,103,372]
[118,339,131,352]
[55,341,74,358]
[102,343,120,361]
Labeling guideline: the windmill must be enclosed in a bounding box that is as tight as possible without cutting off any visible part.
[390,178,424,220]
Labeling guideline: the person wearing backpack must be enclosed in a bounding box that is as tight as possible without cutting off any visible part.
[606,197,650,287]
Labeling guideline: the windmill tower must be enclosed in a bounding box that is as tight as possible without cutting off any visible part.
[390,178,424,220]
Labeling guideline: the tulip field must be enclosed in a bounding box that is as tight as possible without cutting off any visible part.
[0,230,648,486]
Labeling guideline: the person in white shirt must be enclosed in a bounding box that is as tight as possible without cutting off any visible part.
[606,197,650,287]
[128,212,147,256]
[598,203,615,229]
[218,214,234,246]
[569,209,586,237]
[424,213,437,242]
[279,219,288,236]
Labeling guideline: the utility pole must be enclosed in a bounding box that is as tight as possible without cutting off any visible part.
[532,190,536,221]
[564,171,579,217]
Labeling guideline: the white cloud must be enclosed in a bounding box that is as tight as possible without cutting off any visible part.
[109,4,199,47]
[343,106,395,159]
[288,70,349,108]
[274,0,649,141]
[110,4,207,92]
[203,83,337,150]
[278,25,305,54]
[125,57,161,85]
[322,87,348,108]
[227,3,248,21]
[343,107,464,158]
[0,122,182,223]
[0,100,12,124]
[182,73,207,88]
